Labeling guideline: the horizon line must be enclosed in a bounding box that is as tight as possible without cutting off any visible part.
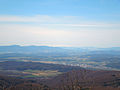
[0,44,120,48]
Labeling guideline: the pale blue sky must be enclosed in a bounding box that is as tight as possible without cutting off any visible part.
[0,0,120,47]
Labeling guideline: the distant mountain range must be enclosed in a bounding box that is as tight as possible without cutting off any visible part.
[0,45,65,53]
[0,45,120,53]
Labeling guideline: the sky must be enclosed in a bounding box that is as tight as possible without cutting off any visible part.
[0,0,120,47]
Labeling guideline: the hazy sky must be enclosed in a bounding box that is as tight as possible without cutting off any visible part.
[0,0,120,47]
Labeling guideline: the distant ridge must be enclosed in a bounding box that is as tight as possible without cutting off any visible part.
[0,45,120,53]
[0,45,64,53]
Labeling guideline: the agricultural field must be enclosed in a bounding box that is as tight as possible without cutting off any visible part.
[23,70,62,78]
